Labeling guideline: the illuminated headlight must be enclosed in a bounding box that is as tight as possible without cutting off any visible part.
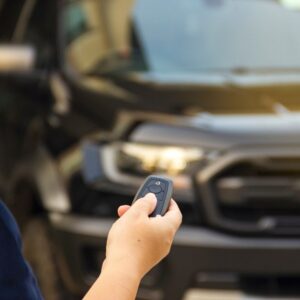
[117,143,206,176]
[82,141,219,199]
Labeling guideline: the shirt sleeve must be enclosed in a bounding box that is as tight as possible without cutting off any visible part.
[0,200,44,300]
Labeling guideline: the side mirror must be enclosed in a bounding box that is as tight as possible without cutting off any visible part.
[0,45,36,73]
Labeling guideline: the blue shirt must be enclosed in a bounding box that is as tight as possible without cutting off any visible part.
[0,200,43,300]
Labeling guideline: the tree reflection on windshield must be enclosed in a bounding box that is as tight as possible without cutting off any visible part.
[64,0,300,77]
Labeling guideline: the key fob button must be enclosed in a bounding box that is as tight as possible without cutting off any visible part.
[148,185,162,193]
[133,175,173,216]
[153,201,164,216]
[148,179,158,186]
[149,179,165,190]
[140,188,150,197]
[159,181,166,191]
[156,192,165,201]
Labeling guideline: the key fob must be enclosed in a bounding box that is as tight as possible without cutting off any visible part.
[132,175,173,217]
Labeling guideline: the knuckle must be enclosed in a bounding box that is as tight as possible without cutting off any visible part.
[129,206,142,218]
[165,224,176,237]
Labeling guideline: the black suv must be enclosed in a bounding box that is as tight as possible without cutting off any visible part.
[2,1,300,299]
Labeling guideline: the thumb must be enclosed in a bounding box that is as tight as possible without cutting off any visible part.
[130,193,157,216]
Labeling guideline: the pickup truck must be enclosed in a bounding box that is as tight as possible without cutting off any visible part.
[1,0,300,299]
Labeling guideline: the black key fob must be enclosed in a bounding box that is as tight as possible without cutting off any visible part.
[132,175,173,217]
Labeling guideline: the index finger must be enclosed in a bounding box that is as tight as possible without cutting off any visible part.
[162,199,182,230]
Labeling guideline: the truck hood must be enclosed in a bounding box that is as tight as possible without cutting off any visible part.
[111,72,300,114]
[130,112,300,150]
[133,71,300,87]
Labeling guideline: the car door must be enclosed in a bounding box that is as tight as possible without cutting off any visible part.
[0,0,56,187]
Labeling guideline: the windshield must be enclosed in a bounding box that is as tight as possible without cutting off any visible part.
[135,0,300,73]
[63,0,300,76]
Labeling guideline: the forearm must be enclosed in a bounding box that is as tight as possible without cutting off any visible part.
[83,261,141,300]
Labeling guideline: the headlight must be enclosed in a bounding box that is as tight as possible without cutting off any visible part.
[117,143,205,176]
[82,141,219,201]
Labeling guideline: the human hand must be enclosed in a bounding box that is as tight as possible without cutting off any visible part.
[104,193,182,279]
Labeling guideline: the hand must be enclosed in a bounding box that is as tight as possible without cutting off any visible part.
[104,193,182,279]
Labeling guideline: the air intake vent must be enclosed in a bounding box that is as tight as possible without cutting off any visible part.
[198,148,300,236]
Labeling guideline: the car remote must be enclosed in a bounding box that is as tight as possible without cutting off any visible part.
[133,175,173,217]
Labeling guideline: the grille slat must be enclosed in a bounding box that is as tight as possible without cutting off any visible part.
[201,152,300,236]
[217,177,300,208]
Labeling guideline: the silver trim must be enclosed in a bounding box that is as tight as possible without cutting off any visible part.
[0,45,36,72]
[198,145,300,184]
[101,144,143,186]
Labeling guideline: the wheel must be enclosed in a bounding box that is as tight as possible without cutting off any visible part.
[22,218,74,300]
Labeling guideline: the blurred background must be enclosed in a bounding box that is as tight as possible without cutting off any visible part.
[1,0,300,299]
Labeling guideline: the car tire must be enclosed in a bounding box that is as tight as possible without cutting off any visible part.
[22,218,74,300]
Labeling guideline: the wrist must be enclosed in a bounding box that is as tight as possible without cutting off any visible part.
[84,259,142,300]
[98,259,142,299]
[102,257,143,282]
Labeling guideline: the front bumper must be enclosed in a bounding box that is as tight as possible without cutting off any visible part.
[50,213,300,300]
